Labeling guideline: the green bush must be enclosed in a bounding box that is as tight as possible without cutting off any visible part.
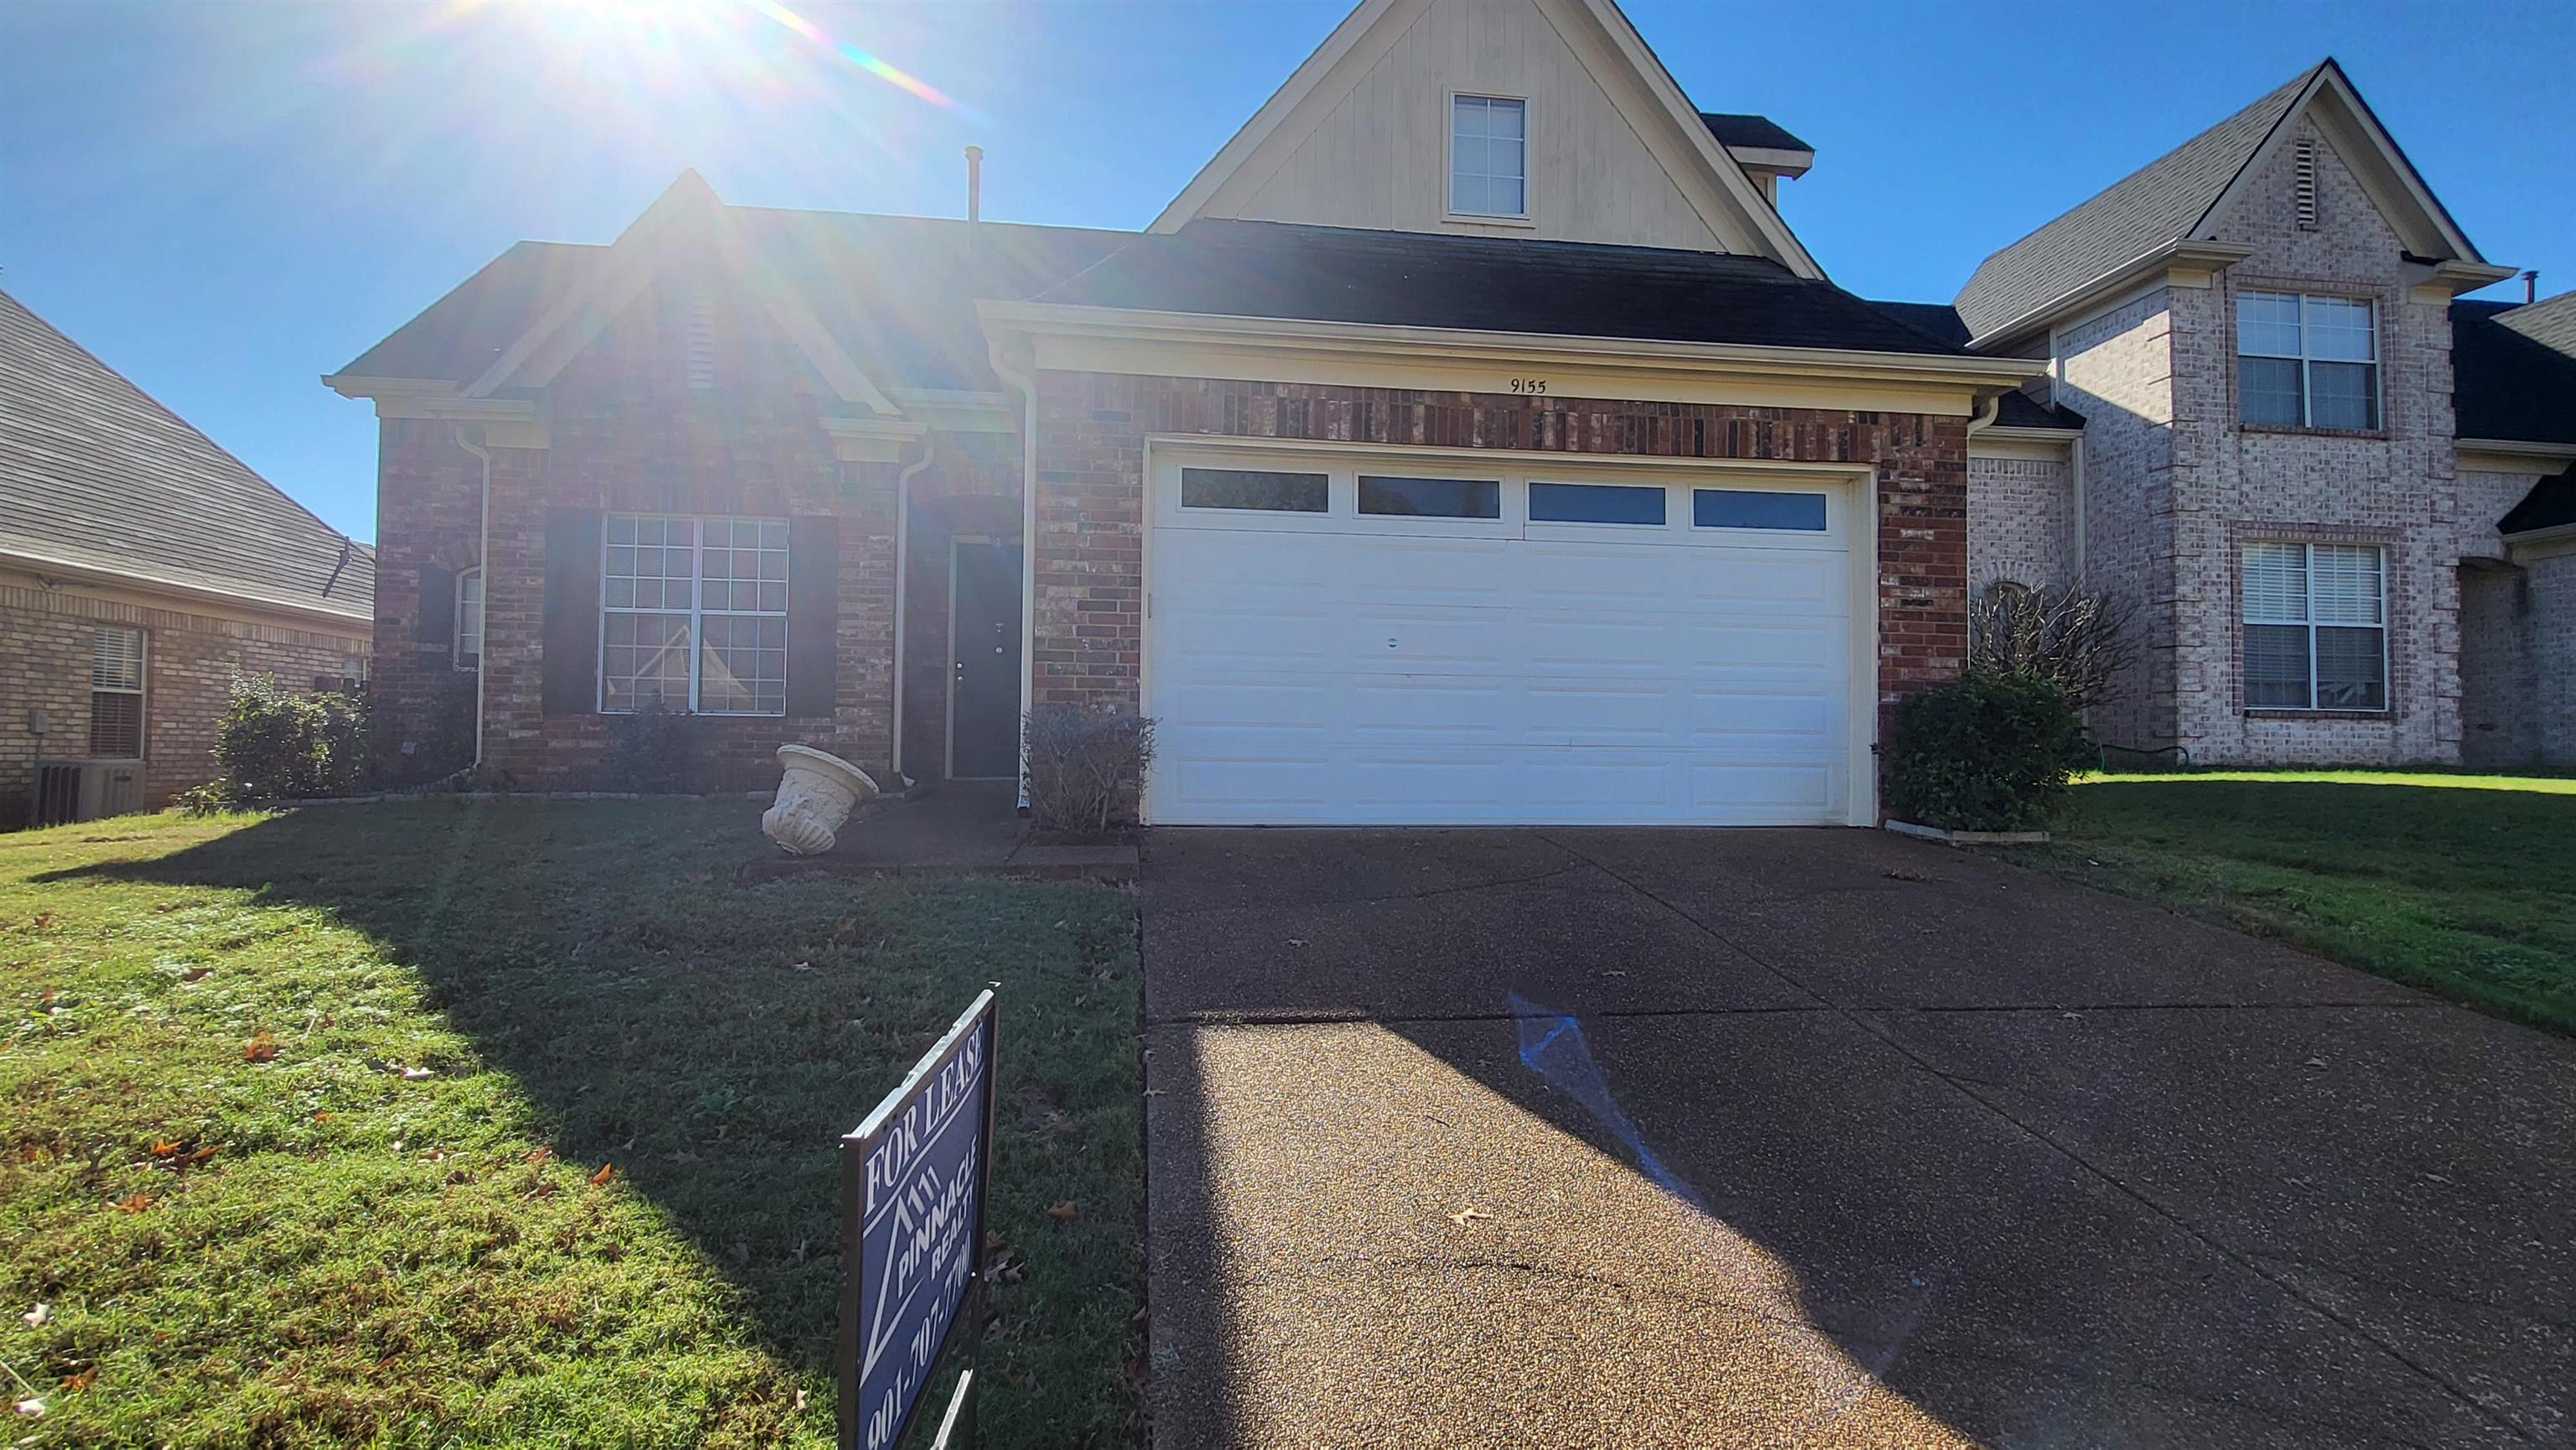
[605,700,695,792]
[210,673,367,803]
[1881,671,2089,832]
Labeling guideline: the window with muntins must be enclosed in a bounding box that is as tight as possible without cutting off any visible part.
[454,568,484,672]
[2241,542,2386,711]
[90,625,144,757]
[2237,290,2377,429]
[1450,96,1526,217]
[600,514,789,715]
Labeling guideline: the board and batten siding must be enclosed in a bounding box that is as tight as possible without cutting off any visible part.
[1202,0,1737,252]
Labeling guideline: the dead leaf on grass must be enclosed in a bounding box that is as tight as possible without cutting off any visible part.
[683,871,714,885]
[58,1367,96,1393]
[1046,1200,1079,1222]
[20,1304,45,1328]
[149,1141,181,1159]
[179,967,212,983]
[526,1147,551,1165]
[666,1150,700,1166]
[589,1162,615,1186]
[242,1034,278,1063]
[113,1192,154,1214]
[1446,1207,1492,1227]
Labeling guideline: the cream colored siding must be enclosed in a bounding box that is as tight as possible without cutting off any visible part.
[1207,0,1732,251]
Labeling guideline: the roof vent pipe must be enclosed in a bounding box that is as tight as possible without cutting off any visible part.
[964,145,984,224]
[2527,270,2540,304]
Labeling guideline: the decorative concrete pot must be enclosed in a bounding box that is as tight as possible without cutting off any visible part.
[762,745,880,855]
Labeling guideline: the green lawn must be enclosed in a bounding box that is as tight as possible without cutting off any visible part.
[2026,770,2576,1032]
[0,800,1143,1447]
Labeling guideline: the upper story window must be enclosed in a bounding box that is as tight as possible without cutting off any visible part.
[90,625,145,758]
[601,514,789,716]
[2237,290,2378,431]
[1449,95,1527,218]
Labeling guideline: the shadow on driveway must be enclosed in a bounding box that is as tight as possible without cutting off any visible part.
[1140,827,2575,1449]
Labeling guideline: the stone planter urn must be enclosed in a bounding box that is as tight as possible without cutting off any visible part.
[762,745,879,855]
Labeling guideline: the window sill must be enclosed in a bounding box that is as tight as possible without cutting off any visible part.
[2242,709,2392,721]
[1441,210,1536,230]
[2236,423,2388,442]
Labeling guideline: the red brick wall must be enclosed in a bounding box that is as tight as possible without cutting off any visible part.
[370,283,934,792]
[1029,372,1971,736]
[1,579,366,819]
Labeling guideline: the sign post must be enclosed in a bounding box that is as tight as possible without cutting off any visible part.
[839,988,999,1450]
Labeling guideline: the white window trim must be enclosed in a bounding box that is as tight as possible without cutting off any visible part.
[2241,541,2390,714]
[597,512,790,716]
[2235,289,2381,431]
[454,567,484,673]
[1443,91,1534,226]
[89,624,147,761]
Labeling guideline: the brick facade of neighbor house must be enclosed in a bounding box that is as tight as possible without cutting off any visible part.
[2056,117,2469,764]
[1026,372,1972,736]
[367,284,986,792]
[1966,454,2075,590]
[0,578,366,821]
[2532,551,2576,763]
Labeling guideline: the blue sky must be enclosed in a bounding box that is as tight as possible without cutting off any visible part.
[3,0,2568,544]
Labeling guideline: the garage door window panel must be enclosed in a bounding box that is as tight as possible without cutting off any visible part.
[1358,476,1500,519]
[1180,467,1327,513]
[1694,489,1827,532]
[1529,482,1666,525]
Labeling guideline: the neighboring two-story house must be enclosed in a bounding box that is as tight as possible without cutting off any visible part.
[333,0,2574,826]
[3,288,373,826]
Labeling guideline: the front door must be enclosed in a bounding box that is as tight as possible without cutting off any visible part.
[949,538,1022,779]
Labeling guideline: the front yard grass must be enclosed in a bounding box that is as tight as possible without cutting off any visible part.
[0,799,1143,1447]
[2025,770,2576,1033]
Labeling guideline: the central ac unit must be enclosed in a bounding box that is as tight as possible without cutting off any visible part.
[31,758,147,827]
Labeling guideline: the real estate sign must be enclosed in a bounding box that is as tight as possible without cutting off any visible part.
[839,989,997,1450]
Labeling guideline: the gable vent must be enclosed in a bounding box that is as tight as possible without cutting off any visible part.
[2293,138,2319,231]
[685,295,719,390]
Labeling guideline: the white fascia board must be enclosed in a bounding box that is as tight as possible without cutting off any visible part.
[979,299,2041,391]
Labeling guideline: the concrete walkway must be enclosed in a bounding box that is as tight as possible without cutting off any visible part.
[1140,828,2575,1449]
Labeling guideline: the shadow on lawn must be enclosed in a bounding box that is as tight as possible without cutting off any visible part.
[44,798,1142,1431]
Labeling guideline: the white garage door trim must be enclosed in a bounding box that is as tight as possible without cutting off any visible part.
[1140,436,1880,827]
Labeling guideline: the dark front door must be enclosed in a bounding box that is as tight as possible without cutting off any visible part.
[950,538,1022,779]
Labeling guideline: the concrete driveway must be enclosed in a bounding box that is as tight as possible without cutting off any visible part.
[1140,827,2575,1449]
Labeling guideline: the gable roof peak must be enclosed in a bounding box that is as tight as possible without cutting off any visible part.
[1952,56,2491,346]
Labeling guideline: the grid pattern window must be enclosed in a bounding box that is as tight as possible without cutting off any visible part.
[600,514,789,715]
[2241,542,2386,711]
[1450,96,1527,218]
[2237,291,2378,429]
[89,625,144,757]
[454,568,484,671]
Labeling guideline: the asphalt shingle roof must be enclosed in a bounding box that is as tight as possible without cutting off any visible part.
[1698,112,1811,155]
[2454,299,2576,447]
[2496,288,2576,356]
[3,288,371,622]
[2498,466,2575,536]
[1952,65,2317,342]
[1036,220,1976,356]
[338,212,1131,393]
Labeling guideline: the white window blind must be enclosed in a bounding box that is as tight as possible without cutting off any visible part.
[454,568,484,671]
[89,625,144,757]
[2241,543,2385,711]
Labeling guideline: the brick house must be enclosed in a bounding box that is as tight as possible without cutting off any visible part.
[336,0,2573,824]
[2,288,372,826]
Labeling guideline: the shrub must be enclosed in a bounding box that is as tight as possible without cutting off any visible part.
[1023,704,1156,833]
[1969,579,2136,714]
[210,673,367,803]
[1881,671,2089,832]
[605,700,695,792]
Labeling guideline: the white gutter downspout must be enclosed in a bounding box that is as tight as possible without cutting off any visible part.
[988,347,1037,812]
[454,427,494,771]
[891,439,937,783]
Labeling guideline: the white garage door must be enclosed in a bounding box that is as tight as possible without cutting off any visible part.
[1144,449,1864,826]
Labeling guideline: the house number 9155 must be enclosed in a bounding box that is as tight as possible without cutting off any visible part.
[1507,377,1549,395]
